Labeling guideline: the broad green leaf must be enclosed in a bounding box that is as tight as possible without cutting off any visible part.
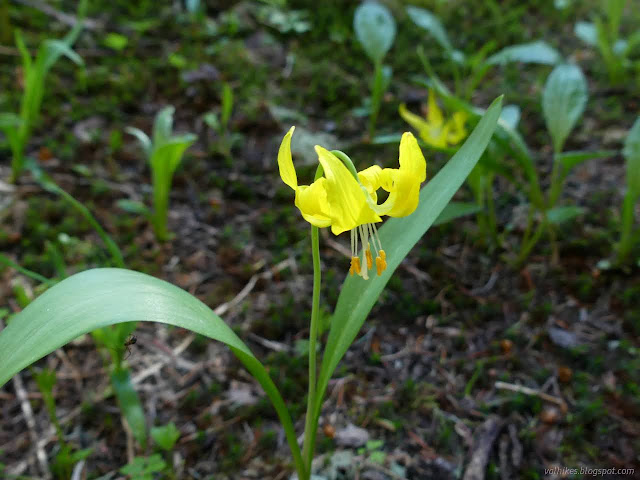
[151,422,180,451]
[112,368,147,448]
[542,64,588,153]
[41,39,84,71]
[433,202,482,226]
[557,150,616,171]
[623,116,640,197]
[546,206,585,224]
[406,6,454,53]
[152,106,176,147]
[486,40,562,65]
[0,268,305,477]
[116,199,151,217]
[103,33,128,51]
[314,96,503,425]
[125,127,152,158]
[150,135,197,175]
[354,2,396,64]
[499,104,521,130]
[575,21,597,46]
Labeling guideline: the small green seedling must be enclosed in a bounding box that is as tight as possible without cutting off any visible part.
[353,1,395,139]
[203,82,237,159]
[617,116,640,264]
[408,5,561,101]
[151,422,181,452]
[126,106,197,242]
[120,454,166,480]
[575,0,639,85]
[34,368,93,480]
[0,6,85,182]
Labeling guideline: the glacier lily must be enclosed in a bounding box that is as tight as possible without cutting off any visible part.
[278,127,427,279]
[399,90,468,148]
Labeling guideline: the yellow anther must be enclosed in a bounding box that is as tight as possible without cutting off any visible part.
[379,249,386,261]
[375,256,385,276]
[365,248,373,269]
[350,256,361,276]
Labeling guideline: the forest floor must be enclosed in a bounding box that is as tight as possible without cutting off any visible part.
[1,1,639,479]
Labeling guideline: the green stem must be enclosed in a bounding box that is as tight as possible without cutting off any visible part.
[515,220,545,267]
[548,152,565,208]
[369,61,384,140]
[302,225,321,476]
[617,190,636,263]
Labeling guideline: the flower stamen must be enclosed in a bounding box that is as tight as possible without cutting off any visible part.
[349,223,387,278]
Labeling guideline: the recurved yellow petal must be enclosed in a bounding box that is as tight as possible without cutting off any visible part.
[399,104,429,137]
[278,126,297,190]
[315,146,380,235]
[446,111,468,145]
[295,178,332,228]
[399,132,427,183]
[370,133,426,217]
[427,89,444,127]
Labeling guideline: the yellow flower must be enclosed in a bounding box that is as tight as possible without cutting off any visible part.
[278,127,427,279]
[399,90,468,148]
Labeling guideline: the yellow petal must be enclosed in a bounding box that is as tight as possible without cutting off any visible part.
[278,126,297,190]
[295,178,332,228]
[399,103,429,137]
[368,132,426,218]
[427,90,444,127]
[446,111,468,145]
[399,132,427,183]
[315,146,380,235]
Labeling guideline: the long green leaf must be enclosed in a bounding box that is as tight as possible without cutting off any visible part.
[112,368,147,448]
[486,40,562,65]
[406,6,454,53]
[0,268,305,478]
[313,96,503,422]
[557,150,616,171]
[542,64,588,153]
[623,116,640,197]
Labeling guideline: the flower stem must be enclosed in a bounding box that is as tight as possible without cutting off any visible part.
[302,225,321,477]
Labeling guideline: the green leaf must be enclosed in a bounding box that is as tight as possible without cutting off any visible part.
[0,112,22,129]
[125,127,152,158]
[103,33,129,51]
[152,106,175,147]
[542,64,588,153]
[546,206,585,224]
[557,150,616,171]
[112,368,147,448]
[0,268,305,478]
[623,116,640,197]
[353,2,396,64]
[151,422,181,451]
[406,6,454,53]
[499,105,521,130]
[433,202,482,226]
[314,96,503,424]
[221,83,233,131]
[116,199,151,217]
[575,21,597,46]
[486,40,562,65]
[41,39,84,70]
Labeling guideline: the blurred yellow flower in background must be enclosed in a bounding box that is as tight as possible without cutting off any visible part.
[399,90,468,148]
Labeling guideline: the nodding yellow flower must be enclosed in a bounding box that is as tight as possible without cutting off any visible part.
[278,127,426,279]
[399,90,468,148]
